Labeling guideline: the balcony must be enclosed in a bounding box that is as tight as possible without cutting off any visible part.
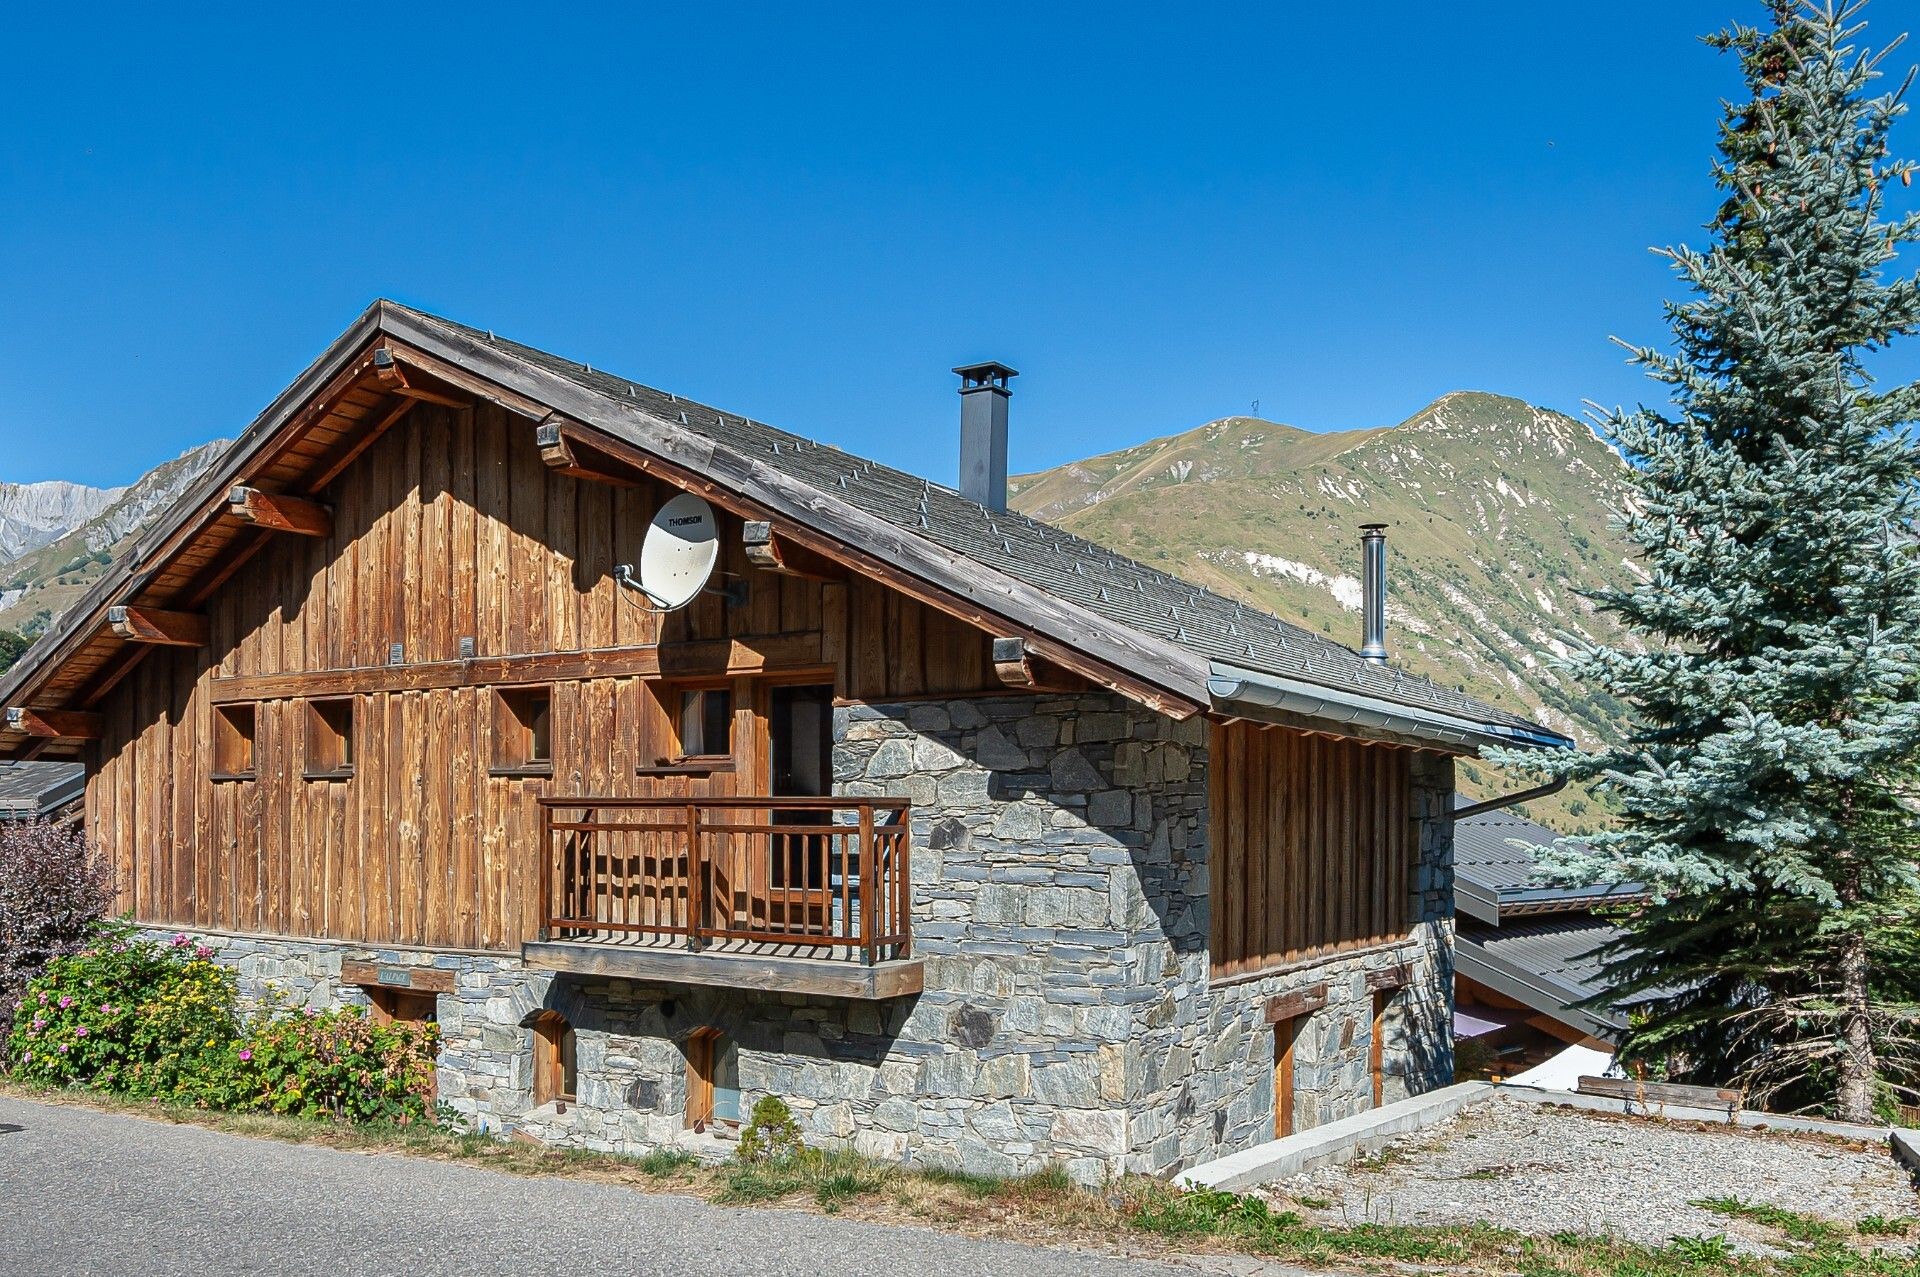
[523,796,921,999]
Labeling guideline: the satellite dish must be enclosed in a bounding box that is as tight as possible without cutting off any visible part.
[633,493,720,610]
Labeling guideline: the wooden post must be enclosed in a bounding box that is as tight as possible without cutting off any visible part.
[858,802,876,965]
[686,802,704,952]
[537,802,552,942]
[897,822,912,960]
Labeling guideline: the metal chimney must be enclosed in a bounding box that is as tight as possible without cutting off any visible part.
[954,361,1018,512]
[1359,523,1388,663]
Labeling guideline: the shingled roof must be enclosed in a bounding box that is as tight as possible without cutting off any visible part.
[428,311,1563,745]
[0,301,1572,755]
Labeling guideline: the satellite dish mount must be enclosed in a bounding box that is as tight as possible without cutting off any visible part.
[614,493,744,611]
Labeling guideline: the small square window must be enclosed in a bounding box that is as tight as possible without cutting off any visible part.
[676,687,732,759]
[492,686,553,775]
[305,697,354,779]
[213,704,256,780]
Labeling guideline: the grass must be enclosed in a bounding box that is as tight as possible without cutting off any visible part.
[1693,1197,1846,1245]
[4,1080,1914,1277]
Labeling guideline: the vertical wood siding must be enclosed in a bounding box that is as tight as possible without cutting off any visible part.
[93,403,997,952]
[1208,721,1416,979]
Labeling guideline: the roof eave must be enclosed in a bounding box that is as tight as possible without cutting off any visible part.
[1205,661,1575,755]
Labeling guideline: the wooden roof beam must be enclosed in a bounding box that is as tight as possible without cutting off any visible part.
[371,346,467,408]
[535,414,645,486]
[107,606,208,648]
[228,486,331,538]
[5,707,102,740]
[743,522,845,580]
[991,637,1090,693]
[107,606,209,648]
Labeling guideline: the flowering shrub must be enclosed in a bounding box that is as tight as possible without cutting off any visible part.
[7,926,238,1100]
[6,927,439,1125]
[0,820,112,1045]
[223,1006,438,1125]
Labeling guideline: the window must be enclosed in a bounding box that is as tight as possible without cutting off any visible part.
[304,697,354,778]
[492,686,553,775]
[368,987,438,1027]
[676,687,732,760]
[212,704,256,780]
[532,1011,577,1106]
[685,1028,741,1128]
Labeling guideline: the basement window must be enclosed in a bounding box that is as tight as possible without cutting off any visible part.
[685,1028,740,1129]
[491,686,553,776]
[532,1010,577,1107]
[304,697,354,779]
[212,704,256,780]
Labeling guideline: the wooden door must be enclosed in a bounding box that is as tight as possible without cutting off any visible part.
[761,683,834,936]
[1274,1017,1301,1138]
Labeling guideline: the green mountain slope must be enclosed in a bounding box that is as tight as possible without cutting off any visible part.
[1010,391,1638,827]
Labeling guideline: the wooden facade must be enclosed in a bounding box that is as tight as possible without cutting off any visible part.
[1208,720,1415,979]
[86,402,1001,954]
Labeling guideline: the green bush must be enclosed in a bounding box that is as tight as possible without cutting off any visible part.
[736,1095,803,1164]
[6,926,438,1124]
[8,926,238,1100]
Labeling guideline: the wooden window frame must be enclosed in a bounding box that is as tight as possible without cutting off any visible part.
[211,702,257,781]
[532,1010,576,1107]
[367,987,439,1026]
[491,685,554,777]
[303,696,355,780]
[641,681,737,775]
[684,1027,740,1130]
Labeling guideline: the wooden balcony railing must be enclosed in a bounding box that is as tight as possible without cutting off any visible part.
[537,796,912,964]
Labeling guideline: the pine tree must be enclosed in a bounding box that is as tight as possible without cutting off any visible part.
[1497,1,1920,1122]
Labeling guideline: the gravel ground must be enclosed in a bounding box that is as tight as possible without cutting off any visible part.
[1265,1095,1918,1255]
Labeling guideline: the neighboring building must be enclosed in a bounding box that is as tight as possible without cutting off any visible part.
[1452,804,1642,1078]
[0,760,84,823]
[0,301,1568,1177]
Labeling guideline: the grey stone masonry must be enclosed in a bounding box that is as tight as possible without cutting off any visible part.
[161,693,1455,1182]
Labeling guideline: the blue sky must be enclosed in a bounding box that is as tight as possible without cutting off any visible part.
[2,3,1914,488]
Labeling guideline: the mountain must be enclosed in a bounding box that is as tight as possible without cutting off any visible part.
[0,480,125,563]
[1010,391,1639,828]
[0,441,228,638]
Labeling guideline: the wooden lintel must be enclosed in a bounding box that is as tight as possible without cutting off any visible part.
[340,959,456,994]
[106,606,209,648]
[5,707,103,740]
[1265,983,1330,1024]
[742,522,844,580]
[228,486,332,538]
[1365,962,1414,993]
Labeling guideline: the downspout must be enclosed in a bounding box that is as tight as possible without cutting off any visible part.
[1451,776,1568,821]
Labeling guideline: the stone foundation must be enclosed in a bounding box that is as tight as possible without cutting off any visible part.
[158,693,1454,1181]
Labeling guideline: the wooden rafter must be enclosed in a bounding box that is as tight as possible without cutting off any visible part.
[535,413,645,486]
[989,636,1088,693]
[742,522,844,580]
[372,346,467,407]
[106,606,209,648]
[5,707,102,740]
[228,486,332,538]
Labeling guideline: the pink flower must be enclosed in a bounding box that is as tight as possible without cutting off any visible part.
[195,945,214,959]
[19,1050,29,1063]
[73,1026,88,1038]
[171,933,190,947]
[57,996,71,1009]
[57,1044,68,1054]
[30,1019,44,1031]
[238,1049,253,1062]
[100,1004,116,1015]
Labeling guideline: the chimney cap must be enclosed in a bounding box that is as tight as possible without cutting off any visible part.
[954,361,1019,391]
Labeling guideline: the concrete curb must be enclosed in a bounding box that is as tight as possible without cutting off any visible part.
[1496,1082,1893,1142]
[1175,1081,1493,1192]
[1891,1129,1920,1176]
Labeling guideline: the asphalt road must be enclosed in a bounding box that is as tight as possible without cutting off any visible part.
[0,1094,1204,1277]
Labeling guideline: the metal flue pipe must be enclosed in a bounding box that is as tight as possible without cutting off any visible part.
[1359,523,1388,663]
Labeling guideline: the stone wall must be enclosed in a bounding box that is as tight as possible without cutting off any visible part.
[158,695,1455,1182]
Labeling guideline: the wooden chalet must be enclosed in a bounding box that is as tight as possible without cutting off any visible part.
[0,302,1569,1175]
